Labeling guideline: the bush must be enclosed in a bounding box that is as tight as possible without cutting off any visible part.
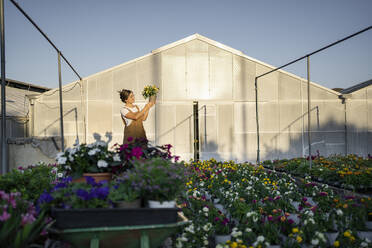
[0,163,58,204]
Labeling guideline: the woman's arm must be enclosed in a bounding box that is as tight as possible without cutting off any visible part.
[125,102,153,121]
[142,106,150,121]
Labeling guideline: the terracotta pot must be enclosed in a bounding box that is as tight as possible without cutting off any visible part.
[83,172,112,183]
[72,172,112,183]
[149,95,157,103]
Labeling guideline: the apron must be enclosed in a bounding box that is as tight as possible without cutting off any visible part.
[122,106,147,144]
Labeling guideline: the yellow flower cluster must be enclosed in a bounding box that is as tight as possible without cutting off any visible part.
[226,240,247,248]
[142,85,159,99]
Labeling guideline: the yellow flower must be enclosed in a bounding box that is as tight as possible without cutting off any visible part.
[230,242,238,248]
[343,230,351,237]
[292,228,299,233]
[296,236,302,243]
[333,240,340,247]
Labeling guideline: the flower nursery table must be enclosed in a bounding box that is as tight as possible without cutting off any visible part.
[49,221,188,248]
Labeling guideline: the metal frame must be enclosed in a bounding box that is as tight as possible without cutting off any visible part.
[1,0,82,173]
[254,26,371,165]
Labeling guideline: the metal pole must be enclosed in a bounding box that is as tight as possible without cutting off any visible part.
[307,56,312,168]
[193,101,199,161]
[58,52,65,152]
[255,77,260,165]
[0,0,7,174]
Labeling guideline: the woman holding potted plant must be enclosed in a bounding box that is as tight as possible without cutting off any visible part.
[119,89,155,144]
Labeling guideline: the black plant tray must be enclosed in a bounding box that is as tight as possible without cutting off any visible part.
[51,207,180,229]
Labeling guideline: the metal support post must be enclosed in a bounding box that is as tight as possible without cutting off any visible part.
[255,77,260,165]
[58,52,65,151]
[0,0,7,174]
[193,101,199,161]
[307,56,312,168]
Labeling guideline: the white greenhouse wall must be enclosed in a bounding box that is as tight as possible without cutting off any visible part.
[30,35,371,162]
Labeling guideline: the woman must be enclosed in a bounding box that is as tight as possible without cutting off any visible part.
[119,89,154,144]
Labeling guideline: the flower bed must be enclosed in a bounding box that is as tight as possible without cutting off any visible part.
[262,154,372,192]
[176,159,372,248]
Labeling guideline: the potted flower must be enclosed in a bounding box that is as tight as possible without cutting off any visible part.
[39,176,179,229]
[128,157,186,208]
[56,141,122,182]
[108,179,141,208]
[142,85,159,103]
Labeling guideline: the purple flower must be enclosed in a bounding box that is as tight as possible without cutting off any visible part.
[39,192,54,204]
[0,211,11,221]
[91,187,109,200]
[287,219,294,224]
[76,189,91,201]
[319,192,328,196]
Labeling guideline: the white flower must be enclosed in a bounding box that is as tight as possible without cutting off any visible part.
[216,245,224,248]
[203,240,208,245]
[95,141,106,147]
[113,154,121,162]
[57,172,64,178]
[57,156,67,165]
[65,165,71,170]
[202,207,209,212]
[257,235,265,242]
[311,239,319,245]
[245,227,252,233]
[361,242,368,247]
[203,223,212,231]
[336,209,343,216]
[56,152,64,159]
[97,160,108,168]
[69,154,74,162]
[88,148,100,156]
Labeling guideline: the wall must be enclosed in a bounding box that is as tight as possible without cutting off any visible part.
[31,37,370,162]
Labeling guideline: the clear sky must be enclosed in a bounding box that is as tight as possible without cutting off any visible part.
[4,0,372,90]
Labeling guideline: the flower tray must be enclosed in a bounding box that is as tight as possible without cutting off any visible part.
[51,207,180,229]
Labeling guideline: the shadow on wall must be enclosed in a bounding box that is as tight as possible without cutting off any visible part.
[36,106,80,144]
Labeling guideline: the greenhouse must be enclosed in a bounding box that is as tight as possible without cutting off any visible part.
[30,34,372,162]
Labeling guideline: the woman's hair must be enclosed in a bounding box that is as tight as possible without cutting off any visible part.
[118,89,132,103]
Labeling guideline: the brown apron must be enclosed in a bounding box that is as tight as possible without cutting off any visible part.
[122,106,147,144]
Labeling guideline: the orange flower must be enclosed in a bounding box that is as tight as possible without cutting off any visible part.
[343,204,348,209]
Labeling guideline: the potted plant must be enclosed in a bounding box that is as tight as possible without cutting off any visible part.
[56,141,122,182]
[128,157,186,208]
[39,176,179,229]
[108,179,141,208]
[142,85,159,103]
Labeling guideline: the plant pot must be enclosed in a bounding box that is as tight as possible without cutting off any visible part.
[325,232,338,245]
[116,199,141,208]
[149,95,157,103]
[51,207,180,229]
[214,234,231,244]
[83,172,112,183]
[366,221,372,230]
[148,200,176,208]
[357,231,372,240]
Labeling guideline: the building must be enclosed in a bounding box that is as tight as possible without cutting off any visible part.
[30,34,372,162]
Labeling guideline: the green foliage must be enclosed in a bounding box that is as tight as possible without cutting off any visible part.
[0,163,57,204]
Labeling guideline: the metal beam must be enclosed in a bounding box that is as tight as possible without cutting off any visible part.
[1,0,7,174]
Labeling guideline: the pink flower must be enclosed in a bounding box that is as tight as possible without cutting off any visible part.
[131,147,143,159]
[0,211,11,221]
[127,137,133,142]
[21,213,36,226]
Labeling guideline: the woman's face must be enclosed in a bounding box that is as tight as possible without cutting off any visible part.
[126,92,135,104]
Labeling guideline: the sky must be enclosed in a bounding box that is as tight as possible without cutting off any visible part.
[4,0,372,90]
